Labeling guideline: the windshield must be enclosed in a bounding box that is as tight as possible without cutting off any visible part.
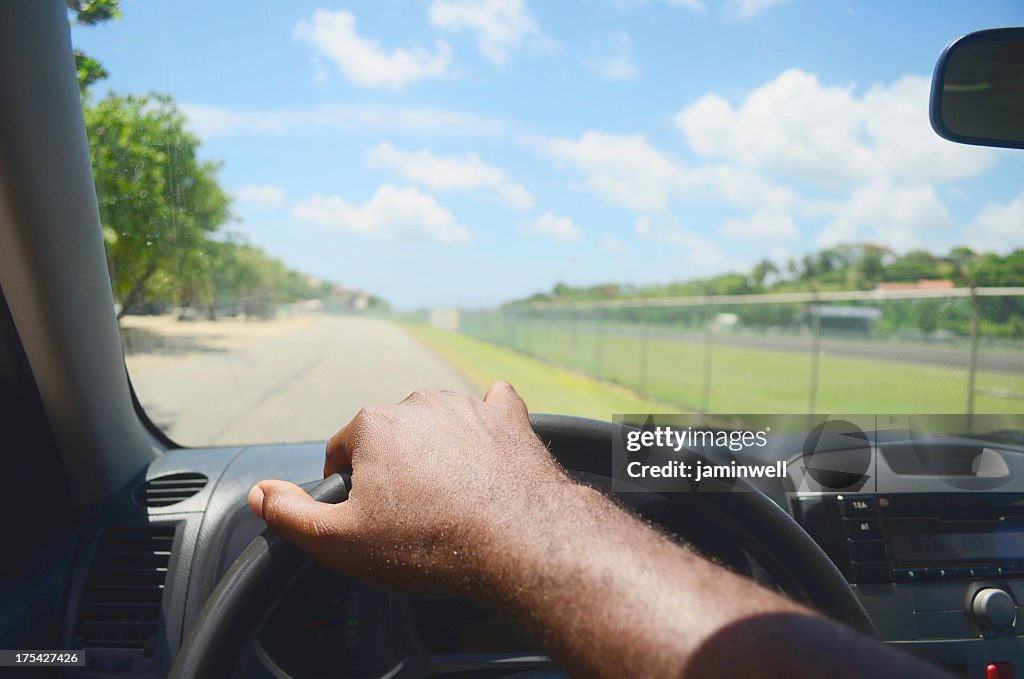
[70,1,1024,447]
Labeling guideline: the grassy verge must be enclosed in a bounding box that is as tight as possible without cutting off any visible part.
[572,331,1024,414]
[401,322,679,418]
[415,318,1024,415]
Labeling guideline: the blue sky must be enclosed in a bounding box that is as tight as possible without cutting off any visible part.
[72,1,1024,309]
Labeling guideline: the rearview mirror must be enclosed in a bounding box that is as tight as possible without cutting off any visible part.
[930,27,1024,149]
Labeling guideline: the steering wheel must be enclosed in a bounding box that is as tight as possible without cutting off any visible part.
[169,414,876,679]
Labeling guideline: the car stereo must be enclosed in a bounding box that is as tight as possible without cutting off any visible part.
[793,493,1024,585]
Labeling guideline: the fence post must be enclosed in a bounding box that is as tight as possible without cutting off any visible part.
[528,309,536,356]
[966,285,979,427]
[808,295,822,414]
[544,307,553,361]
[571,307,578,358]
[701,308,713,413]
[512,309,521,350]
[638,303,650,394]
[595,307,604,380]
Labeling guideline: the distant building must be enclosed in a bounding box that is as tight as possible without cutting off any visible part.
[806,305,882,333]
[712,312,739,330]
[875,279,955,291]
[430,308,460,332]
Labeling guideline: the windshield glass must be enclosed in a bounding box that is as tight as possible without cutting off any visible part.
[70,1,1024,447]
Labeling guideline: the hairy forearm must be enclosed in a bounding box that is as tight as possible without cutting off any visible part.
[258,385,950,679]
[468,482,946,679]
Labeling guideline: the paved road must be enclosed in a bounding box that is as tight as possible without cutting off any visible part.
[128,315,475,447]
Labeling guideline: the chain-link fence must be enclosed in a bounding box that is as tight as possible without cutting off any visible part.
[460,288,1024,415]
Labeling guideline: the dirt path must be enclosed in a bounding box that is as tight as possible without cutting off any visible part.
[124,314,475,447]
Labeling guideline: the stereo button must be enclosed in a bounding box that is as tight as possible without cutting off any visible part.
[895,568,941,582]
[843,518,882,539]
[973,588,1017,631]
[838,496,878,517]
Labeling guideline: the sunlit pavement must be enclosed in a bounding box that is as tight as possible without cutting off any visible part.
[125,314,475,447]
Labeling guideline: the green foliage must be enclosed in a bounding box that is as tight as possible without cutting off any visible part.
[85,93,230,316]
[73,4,380,319]
[84,93,366,319]
[202,237,323,317]
[67,0,121,25]
[67,0,121,93]
[510,244,1024,338]
[884,250,939,282]
[73,50,108,90]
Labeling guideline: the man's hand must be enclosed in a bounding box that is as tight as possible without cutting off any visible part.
[248,382,574,593]
[248,382,950,679]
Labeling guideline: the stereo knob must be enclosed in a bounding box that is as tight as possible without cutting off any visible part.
[972,588,1016,630]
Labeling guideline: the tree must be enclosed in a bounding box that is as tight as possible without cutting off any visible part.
[84,94,231,318]
[71,3,365,319]
[856,248,885,283]
[884,250,939,282]
[66,0,121,93]
[750,258,778,287]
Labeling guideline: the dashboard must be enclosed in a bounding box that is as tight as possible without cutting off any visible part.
[223,505,550,678]
[57,430,1024,679]
[252,565,542,678]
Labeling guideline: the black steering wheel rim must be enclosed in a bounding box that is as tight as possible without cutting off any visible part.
[170,414,875,679]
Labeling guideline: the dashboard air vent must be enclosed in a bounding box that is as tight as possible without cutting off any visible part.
[135,472,208,507]
[75,525,175,657]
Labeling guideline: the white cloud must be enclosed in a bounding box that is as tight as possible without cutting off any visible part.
[705,165,798,213]
[233,185,286,206]
[601,236,623,251]
[292,184,470,244]
[527,69,995,257]
[674,69,994,185]
[656,228,728,270]
[630,215,728,271]
[814,220,857,249]
[526,212,582,240]
[535,130,797,220]
[813,178,952,250]
[616,0,788,16]
[726,0,790,19]
[588,33,639,80]
[721,211,796,240]
[612,0,705,12]
[181,102,507,140]
[429,0,549,64]
[537,131,698,211]
[293,9,453,90]
[970,188,1024,254]
[367,142,533,210]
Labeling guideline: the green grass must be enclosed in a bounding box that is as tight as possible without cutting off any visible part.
[402,322,679,418]
[415,318,1024,416]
